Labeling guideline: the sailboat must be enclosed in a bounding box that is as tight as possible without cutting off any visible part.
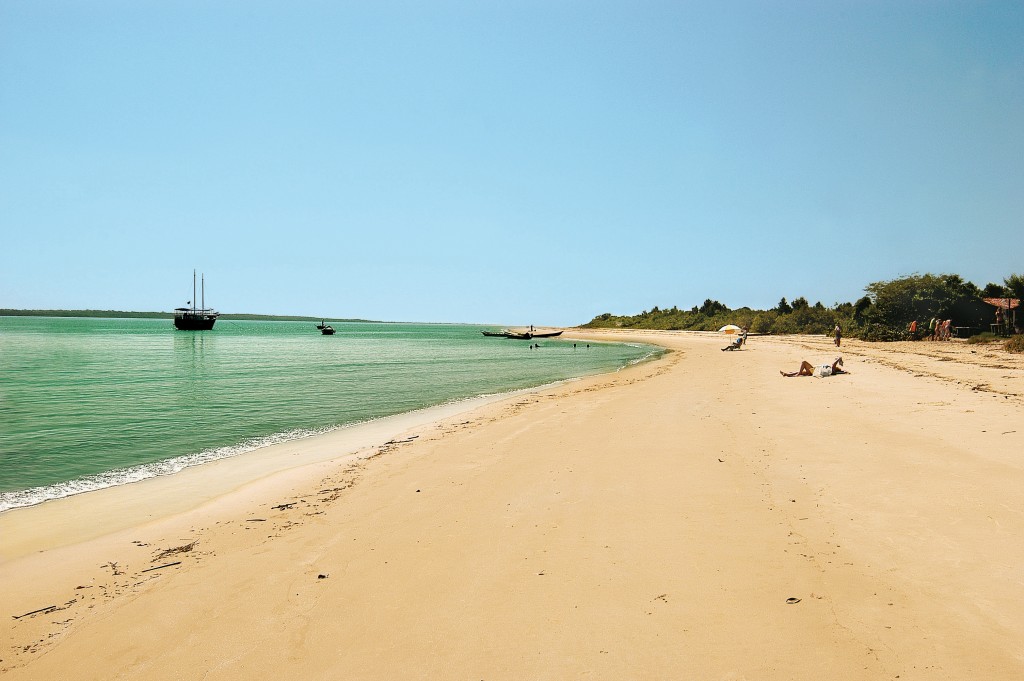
[173,271,220,330]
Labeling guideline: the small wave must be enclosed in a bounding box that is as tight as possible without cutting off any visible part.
[624,345,664,367]
[0,342,660,514]
[0,427,336,513]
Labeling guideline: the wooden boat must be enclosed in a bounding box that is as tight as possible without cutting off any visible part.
[482,328,563,340]
[504,330,564,340]
[173,271,219,331]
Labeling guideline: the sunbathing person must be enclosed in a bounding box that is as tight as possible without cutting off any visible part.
[780,357,846,377]
[722,329,748,351]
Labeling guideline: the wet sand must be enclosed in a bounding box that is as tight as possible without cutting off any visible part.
[2,331,1023,679]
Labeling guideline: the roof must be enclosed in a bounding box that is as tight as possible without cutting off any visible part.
[983,297,1021,310]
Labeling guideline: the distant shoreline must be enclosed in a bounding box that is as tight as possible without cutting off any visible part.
[0,309,379,323]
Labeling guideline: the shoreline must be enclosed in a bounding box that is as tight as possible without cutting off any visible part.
[3,330,1023,679]
[0,341,664,560]
[0,320,660,517]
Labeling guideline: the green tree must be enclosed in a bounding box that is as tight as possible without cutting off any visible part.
[863,273,988,337]
[853,296,872,323]
[699,299,729,316]
[1005,274,1024,302]
[983,282,1008,298]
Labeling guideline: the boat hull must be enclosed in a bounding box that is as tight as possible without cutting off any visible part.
[174,313,218,331]
[483,330,562,339]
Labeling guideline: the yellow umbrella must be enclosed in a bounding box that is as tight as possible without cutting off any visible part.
[719,324,743,334]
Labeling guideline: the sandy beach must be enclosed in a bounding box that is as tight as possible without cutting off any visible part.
[2,330,1023,680]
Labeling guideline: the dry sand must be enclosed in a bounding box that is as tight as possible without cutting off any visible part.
[2,331,1023,680]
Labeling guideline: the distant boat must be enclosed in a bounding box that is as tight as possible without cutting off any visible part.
[173,271,219,331]
[531,331,563,338]
[317,320,336,335]
[482,330,511,337]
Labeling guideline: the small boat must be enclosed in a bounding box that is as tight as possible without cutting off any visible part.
[504,329,564,340]
[316,320,336,335]
[483,327,563,340]
[174,271,219,331]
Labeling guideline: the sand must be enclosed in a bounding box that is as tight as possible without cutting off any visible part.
[2,330,1023,680]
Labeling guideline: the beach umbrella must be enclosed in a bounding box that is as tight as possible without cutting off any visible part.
[718,324,743,334]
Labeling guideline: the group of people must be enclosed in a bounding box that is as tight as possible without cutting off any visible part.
[910,317,953,341]
[720,327,849,378]
[717,325,851,378]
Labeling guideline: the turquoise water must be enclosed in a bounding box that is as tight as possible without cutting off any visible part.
[0,317,658,512]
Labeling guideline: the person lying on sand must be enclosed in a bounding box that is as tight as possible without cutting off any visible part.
[781,357,846,378]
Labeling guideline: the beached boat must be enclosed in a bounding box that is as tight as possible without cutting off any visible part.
[173,271,219,331]
[506,330,564,340]
[483,329,562,340]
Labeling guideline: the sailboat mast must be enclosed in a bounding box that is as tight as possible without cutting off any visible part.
[193,270,197,313]
[201,274,205,312]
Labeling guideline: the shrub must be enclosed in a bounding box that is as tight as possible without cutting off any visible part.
[860,323,906,342]
[967,332,999,344]
[750,311,778,334]
[1005,335,1024,353]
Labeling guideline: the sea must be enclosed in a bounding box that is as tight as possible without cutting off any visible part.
[0,317,658,513]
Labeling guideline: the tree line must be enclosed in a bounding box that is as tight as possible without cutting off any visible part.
[581,273,1024,346]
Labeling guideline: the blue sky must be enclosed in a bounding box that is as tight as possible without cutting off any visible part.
[2,1,1022,325]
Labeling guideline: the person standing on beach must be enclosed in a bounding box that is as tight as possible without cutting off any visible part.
[928,317,937,341]
[834,324,842,347]
[909,319,918,340]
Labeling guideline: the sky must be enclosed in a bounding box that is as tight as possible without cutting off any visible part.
[1,1,1022,326]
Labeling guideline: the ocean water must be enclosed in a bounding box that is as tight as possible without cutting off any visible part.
[0,317,658,512]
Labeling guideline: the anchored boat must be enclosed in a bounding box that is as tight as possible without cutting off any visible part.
[173,271,220,331]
